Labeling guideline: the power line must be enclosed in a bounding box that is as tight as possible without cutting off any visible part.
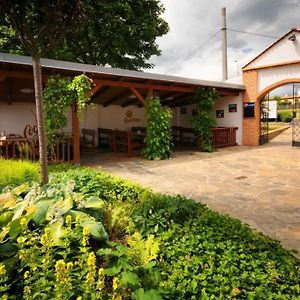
[227,28,279,39]
[164,31,221,74]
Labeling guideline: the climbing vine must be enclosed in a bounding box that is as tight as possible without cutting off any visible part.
[191,87,218,152]
[43,74,91,146]
[142,96,173,160]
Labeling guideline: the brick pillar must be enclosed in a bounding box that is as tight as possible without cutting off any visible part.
[242,70,260,146]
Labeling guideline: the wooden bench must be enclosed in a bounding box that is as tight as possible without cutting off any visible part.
[113,130,144,157]
[98,128,114,151]
[82,128,95,151]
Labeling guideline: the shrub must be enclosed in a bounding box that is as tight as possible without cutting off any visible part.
[0,159,39,191]
[142,96,173,160]
[277,110,293,122]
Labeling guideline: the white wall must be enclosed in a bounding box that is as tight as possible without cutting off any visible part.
[258,64,300,92]
[0,102,36,136]
[247,31,300,69]
[214,95,243,145]
[174,94,243,145]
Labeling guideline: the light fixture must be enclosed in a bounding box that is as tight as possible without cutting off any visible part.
[288,34,296,41]
[128,94,136,99]
[166,96,174,101]
[20,88,34,94]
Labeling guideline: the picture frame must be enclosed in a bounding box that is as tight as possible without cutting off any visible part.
[228,104,237,113]
[216,110,224,118]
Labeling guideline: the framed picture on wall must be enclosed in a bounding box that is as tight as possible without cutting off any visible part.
[228,104,237,112]
[216,110,224,118]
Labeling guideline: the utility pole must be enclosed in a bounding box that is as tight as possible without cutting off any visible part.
[221,7,228,81]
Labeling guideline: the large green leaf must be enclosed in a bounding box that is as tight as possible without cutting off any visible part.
[120,271,140,287]
[32,199,54,225]
[0,243,18,258]
[131,288,162,300]
[84,196,105,210]
[0,211,14,227]
[68,210,108,240]
[49,222,67,247]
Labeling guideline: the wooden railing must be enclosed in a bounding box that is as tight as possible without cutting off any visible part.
[0,136,73,163]
[211,127,238,147]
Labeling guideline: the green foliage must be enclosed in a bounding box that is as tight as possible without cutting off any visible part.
[142,97,173,160]
[0,0,169,70]
[191,87,217,152]
[0,159,39,191]
[43,74,91,145]
[1,165,300,299]
[277,110,293,122]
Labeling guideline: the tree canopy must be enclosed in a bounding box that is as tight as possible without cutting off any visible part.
[0,0,169,70]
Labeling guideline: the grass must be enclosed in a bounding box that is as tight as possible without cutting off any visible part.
[0,158,39,190]
[268,122,289,131]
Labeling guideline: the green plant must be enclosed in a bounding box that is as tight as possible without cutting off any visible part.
[43,74,91,147]
[277,110,293,122]
[0,159,39,191]
[142,96,173,160]
[191,87,217,152]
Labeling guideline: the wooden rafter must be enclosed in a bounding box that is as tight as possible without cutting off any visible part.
[103,90,130,107]
[121,99,138,107]
[89,83,102,97]
[93,79,194,93]
[168,94,193,107]
[129,87,144,105]
[0,76,6,83]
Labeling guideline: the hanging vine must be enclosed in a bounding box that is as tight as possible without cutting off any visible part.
[43,74,91,146]
[191,87,218,152]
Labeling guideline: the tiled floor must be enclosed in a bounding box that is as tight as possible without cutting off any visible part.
[82,129,300,255]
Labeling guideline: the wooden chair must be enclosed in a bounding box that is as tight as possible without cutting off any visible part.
[81,128,95,151]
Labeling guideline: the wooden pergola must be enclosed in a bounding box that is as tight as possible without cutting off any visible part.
[0,52,245,164]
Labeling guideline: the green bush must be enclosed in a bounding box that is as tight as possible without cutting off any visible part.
[0,159,39,191]
[277,110,293,122]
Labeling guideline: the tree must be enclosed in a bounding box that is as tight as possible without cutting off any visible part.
[0,1,84,184]
[0,0,169,70]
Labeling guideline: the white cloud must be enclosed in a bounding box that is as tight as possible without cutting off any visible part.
[147,0,300,81]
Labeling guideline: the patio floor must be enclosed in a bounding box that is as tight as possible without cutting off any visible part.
[82,128,300,256]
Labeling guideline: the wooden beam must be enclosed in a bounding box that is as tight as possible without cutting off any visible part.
[218,89,239,97]
[89,83,102,97]
[0,76,6,83]
[93,79,194,93]
[129,87,145,105]
[72,103,80,165]
[168,94,193,107]
[121,99,138,107]
[103,90,130,107]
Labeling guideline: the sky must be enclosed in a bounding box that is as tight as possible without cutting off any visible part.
[148,0,300,82]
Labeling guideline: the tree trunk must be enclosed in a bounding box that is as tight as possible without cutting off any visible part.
[32,56,49,184]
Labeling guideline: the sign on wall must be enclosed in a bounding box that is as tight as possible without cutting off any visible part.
[124,110,141,124]
[228,104,237,113]
[216,110,224,118]
[243,102,255,118]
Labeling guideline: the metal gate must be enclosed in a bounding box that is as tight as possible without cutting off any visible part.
[259,95,269,145]
[292,84,300,147]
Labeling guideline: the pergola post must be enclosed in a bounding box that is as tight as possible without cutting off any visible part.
[72,103,80,165]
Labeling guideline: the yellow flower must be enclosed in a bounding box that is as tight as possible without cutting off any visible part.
[24,271,30,279]
[41,227,51,245]
[86,252,96,267]
[75,215,81,224]
[77,297,82,300]
[66,215,72,228]
[113,277,119,291]
[20,218,27,227]
[66,262,73,270]
[0,264,6,276]
[17,236,26,245]
[24,286,31,295]
[83,227,89,236]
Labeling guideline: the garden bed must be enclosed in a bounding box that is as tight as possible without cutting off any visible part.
[0,162,299,299]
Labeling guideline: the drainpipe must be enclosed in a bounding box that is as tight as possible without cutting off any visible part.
[221,7,228,81]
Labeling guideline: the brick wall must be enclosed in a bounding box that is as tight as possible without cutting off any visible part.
[242,70,260,146]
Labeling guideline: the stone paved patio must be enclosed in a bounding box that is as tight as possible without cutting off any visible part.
[82,129,300,255]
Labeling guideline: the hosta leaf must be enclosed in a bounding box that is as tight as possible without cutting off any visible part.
[9,218,23,240]
[0,192,16,209]
[12,183,30,196]
[32,200,53,225]
[49,222,67,247]
[0,243,18,258]
[0,211,14,227]
[84,196,105,210]
[68,210,108,240]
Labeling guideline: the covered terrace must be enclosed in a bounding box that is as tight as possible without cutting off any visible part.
[0,52,244,164]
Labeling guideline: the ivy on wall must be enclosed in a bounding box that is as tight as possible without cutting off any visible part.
[142,96,173,160]
[43,74,91,146]
[191,87,218,152]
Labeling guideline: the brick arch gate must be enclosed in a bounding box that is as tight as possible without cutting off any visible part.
[242,28,300,146]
